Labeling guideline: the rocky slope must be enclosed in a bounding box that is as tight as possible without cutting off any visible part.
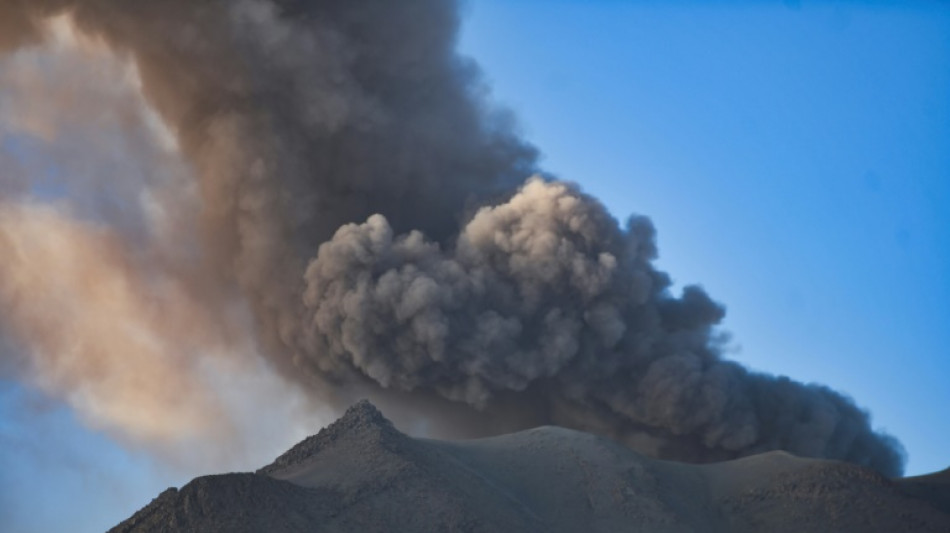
[110,401,950,533]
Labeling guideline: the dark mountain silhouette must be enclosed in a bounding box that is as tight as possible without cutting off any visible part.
[110,401,950,533]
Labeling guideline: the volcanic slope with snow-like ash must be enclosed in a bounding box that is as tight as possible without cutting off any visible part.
[111,401,949,533]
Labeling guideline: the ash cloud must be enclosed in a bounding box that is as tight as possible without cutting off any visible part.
[302,178,903,474]
[0,0,904,476]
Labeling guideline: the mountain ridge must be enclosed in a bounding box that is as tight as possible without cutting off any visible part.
[110,401,950,533]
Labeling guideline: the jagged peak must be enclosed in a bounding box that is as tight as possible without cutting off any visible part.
[341,399,392,427]
[257,400,402,475]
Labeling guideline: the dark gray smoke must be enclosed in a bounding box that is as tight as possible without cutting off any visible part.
[0,0,904,476]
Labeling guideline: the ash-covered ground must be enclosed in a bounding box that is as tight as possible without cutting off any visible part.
[111,401,950,533]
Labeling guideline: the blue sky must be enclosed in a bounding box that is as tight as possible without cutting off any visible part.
[0,383,174,532]
[459,0,949,475]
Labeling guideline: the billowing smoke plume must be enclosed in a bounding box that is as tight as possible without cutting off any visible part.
[0,14,330,468]
[0,0,904,476]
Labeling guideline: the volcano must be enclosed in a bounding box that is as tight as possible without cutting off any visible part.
[110,401,950,533]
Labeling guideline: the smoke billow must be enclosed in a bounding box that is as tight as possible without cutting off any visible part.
[0,0,904,476]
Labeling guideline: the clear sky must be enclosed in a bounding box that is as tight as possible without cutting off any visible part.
[0,2,947,532]
[459,0,950,476]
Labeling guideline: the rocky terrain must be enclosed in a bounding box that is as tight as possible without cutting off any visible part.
[110,401,950,533]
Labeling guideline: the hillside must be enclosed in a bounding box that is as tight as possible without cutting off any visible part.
[110,401,950,533]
